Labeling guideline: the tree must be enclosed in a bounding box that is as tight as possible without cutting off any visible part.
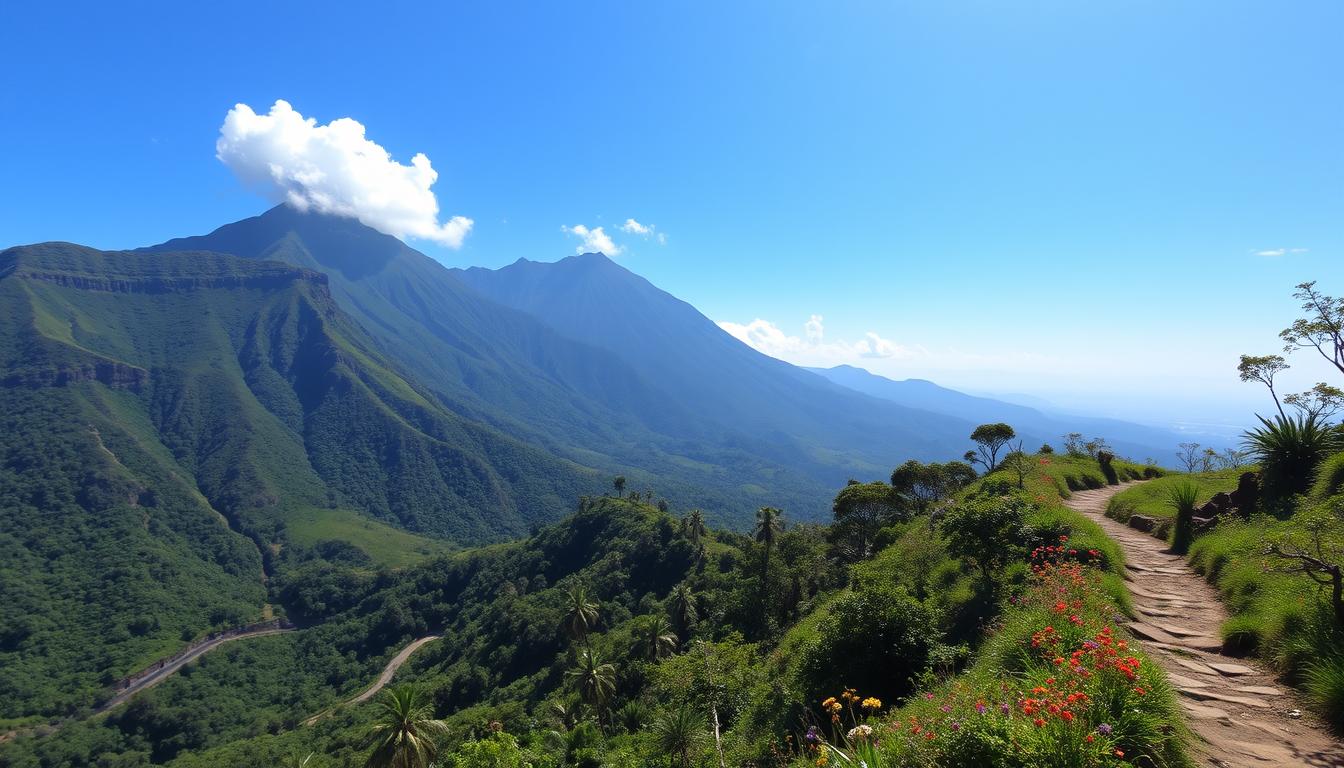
[562,585,599,649]
[566,649,617,724]
[683,510,708,563]
[1238,354,1290,419]
[1217,447,1249,469]
[652,707,708,768]
[1285,382,1344,423]
[634,614,678,661]
[1063,432,1085,457]
[998,444,1034,489]
[1264,512,1344,627]
[940,496,1028,593]
[1176,442,1203,473]
[1083,437,1112,459]
[1280,281,1344,378]
[754,507,783,630]
[364,685,449,768]
[967,423,1016,472]
[613,476,626,497]
[669,583,698,640]
[830,481,901,559]
[890,460,976,514]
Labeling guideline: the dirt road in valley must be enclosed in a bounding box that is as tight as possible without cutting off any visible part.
[1065,484,1344,767]
[303,635,440,726]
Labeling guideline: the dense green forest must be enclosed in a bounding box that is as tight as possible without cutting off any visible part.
[1,434,1187,767]
[0,243,597,726]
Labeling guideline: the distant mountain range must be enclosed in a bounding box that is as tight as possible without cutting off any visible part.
[806,365,1187,462]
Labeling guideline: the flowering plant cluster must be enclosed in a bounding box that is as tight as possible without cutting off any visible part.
[785,552,1186,767]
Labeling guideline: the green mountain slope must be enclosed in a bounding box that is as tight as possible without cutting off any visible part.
[0,243,596,721]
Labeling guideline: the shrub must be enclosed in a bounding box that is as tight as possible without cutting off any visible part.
[1166,482,1200,555]
[799,583,946,705]
[1305,656,1344,731]
[1097,451,1119,486]
[1243,415,1344,505]
[1313,451,1344,501]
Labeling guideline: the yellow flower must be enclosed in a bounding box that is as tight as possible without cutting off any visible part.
[861,696,882,711]
[821,697,837,709]
[815,758,829,767]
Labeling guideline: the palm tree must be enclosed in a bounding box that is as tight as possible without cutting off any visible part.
[566,649,617,726]
[634,614,678,661]
[562,585,600,649]
[363,685,448,768]
[613,475,626,497]
[754,506,783,629]
[653,707,708,768]
[684,510,708,561]
[669,583,698,639]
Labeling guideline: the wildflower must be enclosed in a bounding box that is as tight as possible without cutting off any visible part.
[1097,723,1113,735]
[1034,718,1045,727]
[847,724,873,741]
[861,696,882,711]
[1060,710,1075,722]
[950,720,961,731]
[804,726,821,745]
[975,701,987,715]
[1115,749,1125,758]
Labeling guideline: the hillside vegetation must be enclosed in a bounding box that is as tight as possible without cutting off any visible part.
[1,434,1190,767]
[0,243,594,724]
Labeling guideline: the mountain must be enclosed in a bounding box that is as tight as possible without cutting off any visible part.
[454,252,983,475]
[0,242,593,720]
[808,364,1188,461]
[145,208,971,522]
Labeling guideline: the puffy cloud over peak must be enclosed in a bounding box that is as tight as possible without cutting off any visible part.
[216,100,473,248]
[562,224,621,255]
[620,218,652,235]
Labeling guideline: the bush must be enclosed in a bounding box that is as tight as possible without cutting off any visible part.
[1313,451,1344,501]
[1243,415,1344,505]
[1166,482,1200,555]
[1097,451,1119,486]
[799,583,947,705]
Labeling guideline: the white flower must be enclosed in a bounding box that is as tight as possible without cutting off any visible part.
[847,724,874,740]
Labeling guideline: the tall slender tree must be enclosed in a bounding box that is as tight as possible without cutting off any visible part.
[754,507,783,630]
[669,583,698,640]
[562,585,600,651]
[634,614,678,661]
[567,649,617,726]
[363,685,448,768]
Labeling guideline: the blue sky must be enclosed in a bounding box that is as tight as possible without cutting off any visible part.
[1,1,1339,429]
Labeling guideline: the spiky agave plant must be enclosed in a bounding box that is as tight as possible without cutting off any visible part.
[1166,481,1201,555]
[652,706,708,768]
[1242,415,1344,504]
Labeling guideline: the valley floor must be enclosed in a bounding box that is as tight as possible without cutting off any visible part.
[1065,485,1344,767]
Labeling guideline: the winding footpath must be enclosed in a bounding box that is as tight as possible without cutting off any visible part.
[303,635,440,726]
[1066,484,1344,767]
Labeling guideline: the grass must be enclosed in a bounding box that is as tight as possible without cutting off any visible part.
[284,506,456,569]
[1105,468,1245,529]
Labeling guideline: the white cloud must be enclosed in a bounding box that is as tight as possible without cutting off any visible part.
[657,232,668,245]
[1254,247,1308,257]
[216,100,473,248]
[562,224,622,255]
[620,218,652,235]
[718,315,920,364]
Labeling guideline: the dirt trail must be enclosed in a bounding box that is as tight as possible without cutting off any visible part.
[1065,484,1344,767]
[303,635,439,726]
